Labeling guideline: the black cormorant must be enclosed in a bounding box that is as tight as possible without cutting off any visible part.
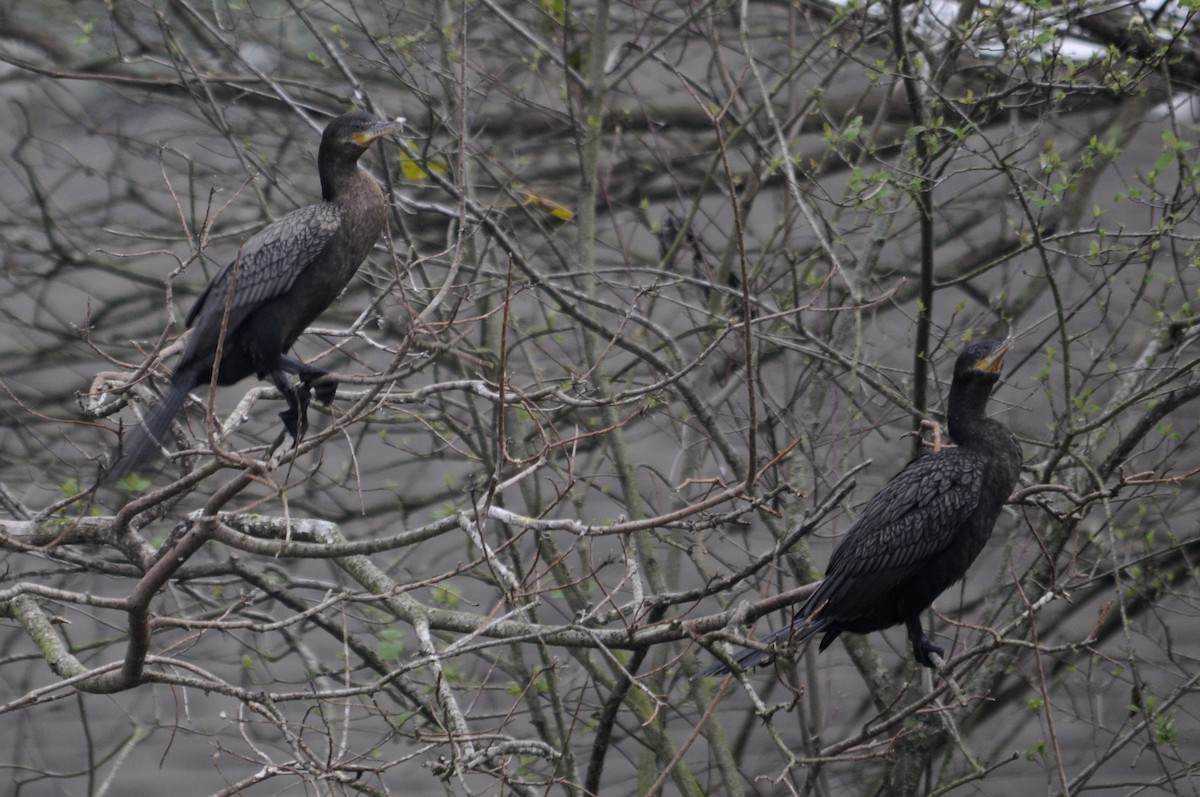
[104,111,403,481]
[703,338,1022,675]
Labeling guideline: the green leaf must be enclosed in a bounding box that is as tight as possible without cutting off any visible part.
[842,115,863,144]
[116,474,152,493]
[377,629,404,661]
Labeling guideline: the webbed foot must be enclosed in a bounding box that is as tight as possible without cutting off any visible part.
[311,379,337,406]
[911,634,945,668]
[280,355,336,406]
[906,616,944,668]
[278,383,312,443]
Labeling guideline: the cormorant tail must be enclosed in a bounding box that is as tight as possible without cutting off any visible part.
[102,369,200,484]
[699,615,831,678]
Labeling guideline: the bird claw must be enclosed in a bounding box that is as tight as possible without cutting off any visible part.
[280,357,336,407]
[912,634,944,668]
[311,379,337,406]
[278,383,312,443]
[276,371,335,444]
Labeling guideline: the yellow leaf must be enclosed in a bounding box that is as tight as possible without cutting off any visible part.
[397,150,448,183]
[522,190,574,221]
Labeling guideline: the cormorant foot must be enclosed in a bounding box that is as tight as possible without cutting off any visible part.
[311,379,337,406]
[282,355,336,406]
[278,407,301,441]
[904,615,944,668]
[911,634,945,668]
[278,384,312,443]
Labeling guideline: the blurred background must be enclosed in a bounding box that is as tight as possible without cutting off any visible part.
[2,0,1199,794]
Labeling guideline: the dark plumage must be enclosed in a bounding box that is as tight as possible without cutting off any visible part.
[703,338,1022,675]
[104,111,403,481]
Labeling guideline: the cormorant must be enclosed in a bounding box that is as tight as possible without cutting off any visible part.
[703,338,1022,675]
[104,111,403,481]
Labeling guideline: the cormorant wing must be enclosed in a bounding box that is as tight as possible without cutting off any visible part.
[182,203,343,359]
[825,449,985,579]
[789,450,986,628]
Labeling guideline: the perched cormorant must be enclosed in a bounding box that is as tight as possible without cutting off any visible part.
[104,111,403,481]
[703,338,1022,675]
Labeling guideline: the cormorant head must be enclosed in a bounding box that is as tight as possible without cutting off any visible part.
[319,111,405,163]
[946,337,1014,440]
[954,337,1014,386]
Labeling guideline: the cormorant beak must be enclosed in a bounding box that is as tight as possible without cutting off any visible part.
[351,118,405,147]
[976,337,1014,374]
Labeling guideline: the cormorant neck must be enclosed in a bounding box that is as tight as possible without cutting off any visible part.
[946,376,999,447]
[318,157,365,203]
